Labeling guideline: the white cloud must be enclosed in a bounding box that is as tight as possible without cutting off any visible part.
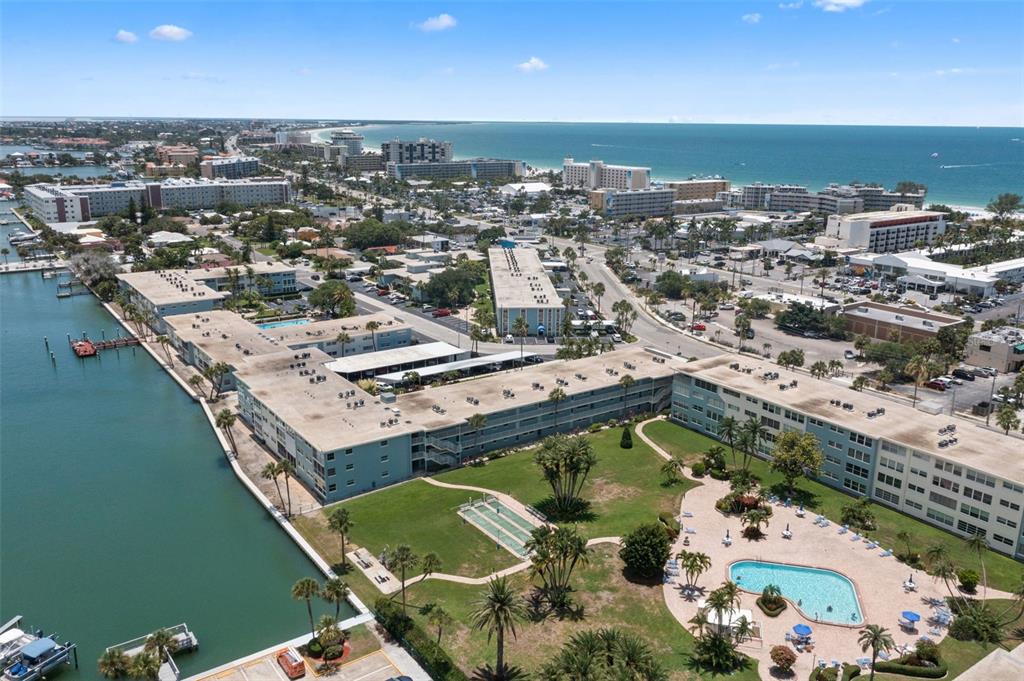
[149,24,193,41]
[517,57,548,73]
[934,67,972,77]
[813,0,867,12]
[742,13,762,24]
[779,1,804,9]
[951,37,961,44]
[114,29,138,44]
[417,13,457,32]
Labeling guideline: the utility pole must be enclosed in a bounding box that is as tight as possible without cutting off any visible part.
[985,373,997,426]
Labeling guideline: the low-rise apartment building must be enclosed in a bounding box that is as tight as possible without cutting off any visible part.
[665,179,731,201]
[562,158,651,190]
[841,302,965,342]
[671,355,1024,558]
[589,187,676,218]
[200,156,261,179]
[821,207,946,253]
[156,144,199,165]
[965,327,1024,373]
[490,246,565,337]
[387,159,523,181]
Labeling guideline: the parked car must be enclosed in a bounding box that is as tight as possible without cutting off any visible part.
[972,367,998,378]
[347,274,362,282]
[719,303,735,310]
[951,368,976,381]
[844,349,857,360]
[503,334,514,343]
[421,304,435,312]
[310,274,321,281]
[432,308,451,317]
[690,323,706,331]
[611,333,623,342]
[376,288,390,296]
[939,375,963,386]
[924,380,947,391]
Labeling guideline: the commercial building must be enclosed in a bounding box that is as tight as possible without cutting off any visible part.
[665,179,731,201]
[200,156,261,179]
[562,158,650,191]
[156,144,199,165]
[965,327,1024,373]
[381,138,453,164]
[499,182,552,197]
[820,207,947,253]
[671,355,1024,558]
[848,250,1024,298]
[841,302,964,342]
[330,129,364,156]
[490,246,565,337]
[324,342,470,380]
[235,345,684,502]
[386,159,523,181]
[589,187,676,218]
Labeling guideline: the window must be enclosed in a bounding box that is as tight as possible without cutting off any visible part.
[380,440,389,447]
[380,455,389,462]
[957,520,986,537]
[927,508,954,527]
[993,534,1014,547]
[761,416,780,430]
[828,440,843,450]
[875,488,900,505]
[929,491,957,510]
[848,449,872,464]
[345,463,354,471]
[784,409,805,423]
[326,452,335,461]
[1002,481,1024,494]
[346,479,355,487]
[877,472,902,489]
[695,378,719,393]
[881,441,905,456]
[910,467,927,478]
[935,461,962,476]
[723,388,740,398]
[880,456,904,473]
[843,478,866,494]
[762,403,781,415]
[932,476,959,493]
[845,462,869,479]
[825,453,842,466]
[963,487,993,505]
[1000,499,1021,511]
[849,432,874,447]
[996,516,1018,529]
[328,483,337,492]
[960,503,989,522]
[966,470,996,488]
[908,483,926,495]
[327,467,335,476]
[906,499,923,511]
[345,448,353,455]
[381,470,389,478]
[822,470,838,481]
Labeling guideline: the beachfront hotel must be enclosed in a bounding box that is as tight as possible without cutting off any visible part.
[25,177,291,223]
[664,178,731,201]
[589,187,676,218]
[489,246,565,337]
[819,206,947,253]
[385,158,524,181]
[380,138,453,164]
[562,158,651,191]
[671,355,1024,559]
[234,345,683,503]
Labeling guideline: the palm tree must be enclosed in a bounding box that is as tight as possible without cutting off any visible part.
[326,506,352,568]
[964,535,989,598]
[896,530,913,559]
[215,409,236,454]
[512,316,529,364]
[127,651,160,680]
[660,456,684,485]
[144,628,179,663]
[548,387,567,431]
[717,416,739,466]
[427,606,453,645]
[421,552,442,580]
[261,462,285,511]
[741,507,772,539]
[390,544,418,613]
[618,374,635,418]
[858,624,895,681]
[97,649,130,679]
[335,331,351,357]
[592,281,606,313]
[738,416,767,470]
[277,459,295,516]
[321,578,350,620]
[187,374,204,395]
[0,247,9,265]
[677,550,712,589]
[471,576,526,680]
[365,320,381,351]
[465,413,487,461]
[291,577,321,639]
[156,335,174,366]
[905,354,931,406]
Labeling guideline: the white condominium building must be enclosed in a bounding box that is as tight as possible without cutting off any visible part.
[381,138,453,164]
[822,206,946,253]
[200,156,261,179]
[664,179,731,201]
[489,246,565,337]
[589,187,676,218]
[330,129,364,156]
[562,158,651,191]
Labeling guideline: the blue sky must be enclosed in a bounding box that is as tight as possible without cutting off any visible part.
[2,1,1022,126]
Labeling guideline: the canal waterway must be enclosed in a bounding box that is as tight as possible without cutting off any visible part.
[1,218,354,678]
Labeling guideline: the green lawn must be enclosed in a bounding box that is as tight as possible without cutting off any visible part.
[642,421,1024,593]
[293,480,518,579]
[436,426,699,538]
[404,544,760,681]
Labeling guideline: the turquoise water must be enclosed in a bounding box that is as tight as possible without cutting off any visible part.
[730,560,863,625]
[0,272,354,679]
[257,318,310,330]
[320,122,1023,207]
[1,145,114,179]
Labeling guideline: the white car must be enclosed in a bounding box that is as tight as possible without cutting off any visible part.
[503,334,514,343]
[940,375,963,386]
[611,333,623,342]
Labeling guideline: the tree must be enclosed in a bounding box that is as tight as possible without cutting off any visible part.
[995,403,1020,435]
[322,578,350,620]
[98,649,131,679]
[770,645,797,674]
[547,387,567,431]
[841,497,877,532]
[421,552,442,581]
[144,628,179,663]
[809,360,829,379]
[427,605,454,645]
[127,651,160,681]
[858,624,895,681]
[334,331,351,357]
[986,192,1021,224]
[534,435,597,515]
[541,628,667,681]
[618,373,635,417]
[277,459,295,516]
[389,544,418,613]
[364,320,381,351]
[202,361,230,400]
[526,525,590,610]
[717,416,739,466]
[591,282,606,313]
[402,370,421,388]
[620,426,633,449]
[156,334,174,367]
[512,315,529,364]
[619,523,671,580]
[660,455,684,485]
[741,506,772,539]
[852,375,869,391]
[896,530,914,560]
[612,299,637,335]
[964,534,989,599]
[291,577,321,639]
[261,462,285,512]
[327,506,353,569]
[215,409,236,454]
[187,374,204,395]
[471,576,526,680]
[769,431,823,495]
[465,412,487,460]
[738,416,768,470]
[0,247,9,265]
[905,354,932,406]
[309,280,355,318]
[676,550,712,589]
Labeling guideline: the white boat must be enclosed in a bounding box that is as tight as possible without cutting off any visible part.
[0,618,34,667]
[3,636,76,681]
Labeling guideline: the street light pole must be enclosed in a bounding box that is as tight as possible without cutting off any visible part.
[985,373,997,426]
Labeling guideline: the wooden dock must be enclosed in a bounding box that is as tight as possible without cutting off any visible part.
[69,336,141,357]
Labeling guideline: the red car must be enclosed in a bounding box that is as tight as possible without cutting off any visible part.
[376,288,390,296]
[924,380,947,391]
[432,308,452,317]
[690,323,706,331]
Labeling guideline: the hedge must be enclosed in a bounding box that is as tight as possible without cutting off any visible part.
[709,468,730,481]
[658,512,680,539]
[809,663,860,681]
[871,659,948,678]
[374,597,469,681]
[756,596,787,617]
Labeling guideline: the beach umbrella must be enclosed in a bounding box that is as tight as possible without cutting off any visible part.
[793,624,812,637]
[902,611,920,622]
[726,529,730,539]
[786,523,790,532]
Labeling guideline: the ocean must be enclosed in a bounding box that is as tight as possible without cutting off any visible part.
[317,122,1023,208]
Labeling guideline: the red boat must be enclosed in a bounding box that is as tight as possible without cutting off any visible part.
[71,340,97,357]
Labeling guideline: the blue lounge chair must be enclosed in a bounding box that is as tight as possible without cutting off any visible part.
[685,527,696,534]
[880,549,892,557]
[851,533,861,541]
[838,525,848,534]
[878,651,890,661]
[856,658,871,668]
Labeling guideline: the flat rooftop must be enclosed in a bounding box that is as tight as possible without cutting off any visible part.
[842,302,963,329]
[117,270,228,307]
[324,341,468,376]
[677,355,1024,481]
[375,350,537,384]
[841,209,944,223]
[489,247,561,310]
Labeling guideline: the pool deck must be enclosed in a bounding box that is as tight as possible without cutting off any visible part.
[634,418,1012,681]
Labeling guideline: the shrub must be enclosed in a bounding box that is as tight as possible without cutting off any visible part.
[588,423,603,433]
[757,597,787,617]
[619,523,671,580]
[709,468,730,481]
[658,512,680,540]
[620,426,633,449]
[374,597,467,680]
[912,639,941,665]
[305,639,324,658]
[323,645,344,661]
[770,645,797,672]
[957,568,980,593]
[691,461,706,477]
[871,660,947,678]
[809,664,860,681]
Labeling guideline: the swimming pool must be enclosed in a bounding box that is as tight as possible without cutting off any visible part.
[257,318,310,330]
[729,560,864,625]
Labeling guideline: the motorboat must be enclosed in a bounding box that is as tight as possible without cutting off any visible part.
[3,636,76,681]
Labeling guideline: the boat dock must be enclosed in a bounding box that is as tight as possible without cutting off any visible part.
[68,335,141,357]
[106,624,198,681]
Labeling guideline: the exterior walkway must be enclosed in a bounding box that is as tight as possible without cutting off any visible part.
[635,417,974,681]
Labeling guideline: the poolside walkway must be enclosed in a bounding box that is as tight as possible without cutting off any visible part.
[636,417,954,681]
[421,477,552,528]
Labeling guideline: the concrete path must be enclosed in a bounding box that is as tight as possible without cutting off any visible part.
[421,476,551,528]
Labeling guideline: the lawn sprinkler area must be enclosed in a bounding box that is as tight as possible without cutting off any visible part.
[458,495,544,558]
